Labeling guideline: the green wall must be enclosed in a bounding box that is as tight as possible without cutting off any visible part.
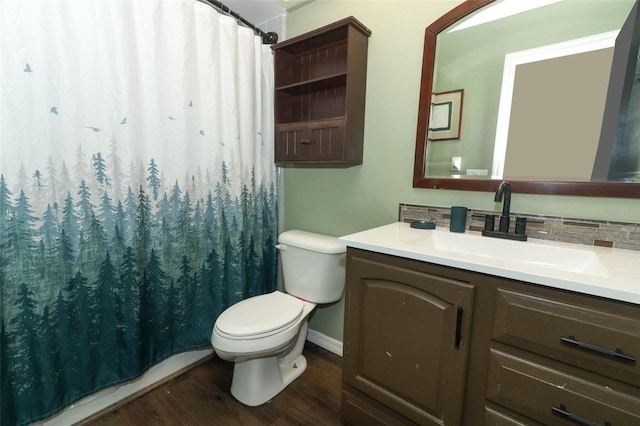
[281,0,640,343]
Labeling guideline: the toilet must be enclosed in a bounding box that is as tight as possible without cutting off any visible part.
[210,229,346,406]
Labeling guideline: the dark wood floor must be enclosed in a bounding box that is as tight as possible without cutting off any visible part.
[83,342,343,425]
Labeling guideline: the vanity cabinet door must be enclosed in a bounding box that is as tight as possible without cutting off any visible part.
[342,248,475,425]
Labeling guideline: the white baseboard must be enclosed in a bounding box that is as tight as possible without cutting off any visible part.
[307,329,343,357]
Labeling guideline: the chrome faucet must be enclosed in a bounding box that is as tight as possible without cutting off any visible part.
[482,180,527,241]
[495,181,511,233]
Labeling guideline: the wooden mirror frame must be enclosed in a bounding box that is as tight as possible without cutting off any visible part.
[413,0,640,198]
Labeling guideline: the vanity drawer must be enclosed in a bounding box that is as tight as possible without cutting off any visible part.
[483,405,543,426]
[492,288,640,386]
[486,349,640,425]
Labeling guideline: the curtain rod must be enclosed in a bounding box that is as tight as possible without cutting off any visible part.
[198,0,279,44]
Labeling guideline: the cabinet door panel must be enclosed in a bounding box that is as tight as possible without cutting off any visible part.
[275,125,306,161]
[359,280,450,411]
[344,251,474,425]
[307,119,345,160]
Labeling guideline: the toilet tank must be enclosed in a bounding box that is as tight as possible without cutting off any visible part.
[277,230,346,304]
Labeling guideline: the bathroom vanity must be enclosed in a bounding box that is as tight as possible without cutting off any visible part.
[339,222,640,425]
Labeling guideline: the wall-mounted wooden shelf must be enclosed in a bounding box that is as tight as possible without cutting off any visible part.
[272,16,371,165]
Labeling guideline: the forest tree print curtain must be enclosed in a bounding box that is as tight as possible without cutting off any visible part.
[0,1,277,424]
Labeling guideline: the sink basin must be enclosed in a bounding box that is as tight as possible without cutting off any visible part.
[407,230,609,276]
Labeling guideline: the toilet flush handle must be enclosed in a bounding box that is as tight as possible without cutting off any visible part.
[275,244,286,250]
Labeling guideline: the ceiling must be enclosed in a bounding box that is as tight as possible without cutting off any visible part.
[222,0,311,26]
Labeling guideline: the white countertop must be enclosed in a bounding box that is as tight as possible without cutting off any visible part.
[339,222,640,305]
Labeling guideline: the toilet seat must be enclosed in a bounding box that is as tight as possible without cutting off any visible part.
[215,291,303,339]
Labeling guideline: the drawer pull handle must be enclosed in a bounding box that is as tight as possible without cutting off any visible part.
[300,138,313,145]
[552,404,611,426]
[560,335,636,364]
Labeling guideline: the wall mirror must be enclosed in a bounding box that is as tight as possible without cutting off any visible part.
[413,0,640,197]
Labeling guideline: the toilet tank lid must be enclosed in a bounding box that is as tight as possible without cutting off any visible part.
[278,230,346,254]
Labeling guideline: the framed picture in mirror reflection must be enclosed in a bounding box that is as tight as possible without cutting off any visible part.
[428,89,463,140]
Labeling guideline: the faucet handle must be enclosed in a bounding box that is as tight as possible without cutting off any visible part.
[515,217,527,235]
[484,214,495,232]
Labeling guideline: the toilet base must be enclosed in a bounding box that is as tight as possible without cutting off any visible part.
[230,354,308,406]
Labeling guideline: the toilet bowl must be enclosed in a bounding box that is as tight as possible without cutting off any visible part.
[211,291,316,406]
[211,230,346,406]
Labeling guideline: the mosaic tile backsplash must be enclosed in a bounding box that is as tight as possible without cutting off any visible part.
[399,203,640,251]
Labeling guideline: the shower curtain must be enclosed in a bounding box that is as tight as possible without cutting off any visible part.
[0,1,277,424]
